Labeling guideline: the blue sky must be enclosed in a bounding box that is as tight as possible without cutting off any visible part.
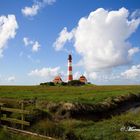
[0,0,140,85]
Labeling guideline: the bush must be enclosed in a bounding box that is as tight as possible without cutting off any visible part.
[40,82,55,86]
[63,129,79,140]
[31,120,65,138]
[47,82,55,86]
[61,82,68,86]
[68,80,85,86]
[26,109,52,124]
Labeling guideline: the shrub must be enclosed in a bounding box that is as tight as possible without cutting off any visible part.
[26,109,52,124]
[61,82,68,86]
[63,129,79,140]
[68,80,85,86]
[47,82,55,86]
[40,82,55,86]
[31,120,65,138]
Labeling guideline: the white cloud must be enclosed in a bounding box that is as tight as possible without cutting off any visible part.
[0,75,16,84]
[32,41,40,52]
[131,9,140,19]
[73,71,120,82]
[53,27,74,51]
[23,37,40,52]
[23,37,33,46]
[83,70,123,83]
[22,4,40,17]
[54,8,140,72]
[7,76,16,82]
[128,47,140,56]
[85,72,98,80]
[73,71,98,81]
[22,0,56,17]
[28,67,60,81]
[73,71,81,79]
[121,64,140,79]
[0,15,18,57]
[43,0,56,5]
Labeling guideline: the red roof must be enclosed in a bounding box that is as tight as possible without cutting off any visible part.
[53,76,63,83]
[79,75,87,83]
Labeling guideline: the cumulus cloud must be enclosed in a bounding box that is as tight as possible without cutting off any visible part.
[73,71,121,82]
[43,0,56,5]
[0,15,18,57]
[73,71,98,81]
[0,75,16,84]
[22,0,56,17]
[53,27,74,51]
[121,64,140,79]
[131,9,140,19]
[83,70,123,84]
[85,72,98,80]
[32,41,40,52]
[21,4,40,17]
[23,37,40,52]
[7,76,16,82]
[23,37,33,46]
[54,8,140,72]
[28,67,60,81]
[73,71,81,79]
[128,47,140,56]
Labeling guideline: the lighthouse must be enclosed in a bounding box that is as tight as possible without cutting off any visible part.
[68,54,73,82]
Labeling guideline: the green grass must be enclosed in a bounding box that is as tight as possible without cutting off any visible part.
[60,111,140,140]
[0,85,140,104]
[0,128,47,140]
[0,85,140,140]
[30,111,140,140]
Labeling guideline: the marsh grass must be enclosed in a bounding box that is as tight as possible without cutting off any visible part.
[0,85,140,139]
[0,85,140,104]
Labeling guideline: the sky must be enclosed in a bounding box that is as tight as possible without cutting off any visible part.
[0,0,140,85]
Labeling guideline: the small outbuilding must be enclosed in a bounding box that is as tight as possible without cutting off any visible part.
[79,75,87,83]
[53,76,63,84]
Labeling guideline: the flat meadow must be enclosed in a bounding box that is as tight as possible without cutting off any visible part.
[0,85,140,103]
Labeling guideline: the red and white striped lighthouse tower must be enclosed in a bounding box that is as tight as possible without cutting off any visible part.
[68,54,73,81]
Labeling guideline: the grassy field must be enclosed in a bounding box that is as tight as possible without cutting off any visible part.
[0,128,50,140]
[0,85,140,140]
[0,85,140,104]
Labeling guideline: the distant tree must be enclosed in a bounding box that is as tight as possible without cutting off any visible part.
[40,80,86,86]
[47,82,55,86]
[40,82,55,86]
[68,80,85,86]
[61,82,68,86]
[40,83,44,86]
[40,82,47,86]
